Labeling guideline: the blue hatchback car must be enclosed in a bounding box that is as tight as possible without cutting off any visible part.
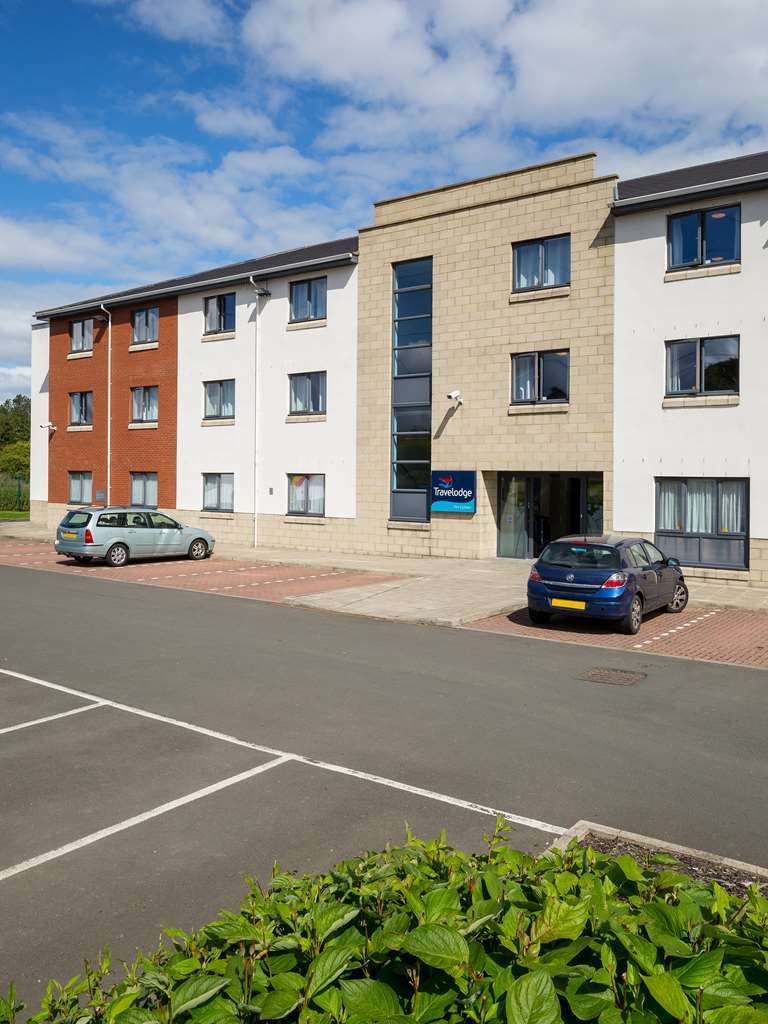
[527,534,688,635]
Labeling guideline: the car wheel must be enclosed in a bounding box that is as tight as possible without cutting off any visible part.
[528,608,551,625]
[667,581,689,613]
[106,543,129,568]
[620,594,643,635]
[73,555,92,563]
[188,538,208,561]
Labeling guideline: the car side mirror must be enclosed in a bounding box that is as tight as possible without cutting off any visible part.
[666,557,681,567]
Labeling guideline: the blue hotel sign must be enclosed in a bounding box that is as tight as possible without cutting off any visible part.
[431,470,477,514]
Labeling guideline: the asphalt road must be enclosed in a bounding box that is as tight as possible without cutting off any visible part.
[1,563,767,1007]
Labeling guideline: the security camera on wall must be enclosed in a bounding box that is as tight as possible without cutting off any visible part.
[446,389,463,404]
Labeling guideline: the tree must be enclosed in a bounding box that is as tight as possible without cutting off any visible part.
[0,440,30,478]
[0,394,31,446]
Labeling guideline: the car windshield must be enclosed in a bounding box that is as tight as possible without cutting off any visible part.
[62,511,91,528]
[539,542,620,570]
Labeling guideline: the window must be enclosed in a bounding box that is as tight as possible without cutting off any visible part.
[68,471,92,504]
[668,205,740,270]
[62,510,91,528]
[70,319,93,353]
[69,391,93,425]
[97,512,127,528]
[511,350,569,404]
[666,336,739,395]
[289,372,326,415]
[204,379,235,419]
[204,293,236,334]
[391,258,433,521]
[513,234,570,292]
[656,477,748,568]
[626,542,652,568]
[289,277,327,322]
[149,512,179,528]
[132,307,159,345]
[287,473,325,516]
[131,471,158,507]
[203,473,234,511]
[131,385,158,422]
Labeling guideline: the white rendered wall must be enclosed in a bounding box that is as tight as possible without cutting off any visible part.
[256,264,357,519]
[30,320,50,503]
[176,284,257,517]
[614,191,768,539]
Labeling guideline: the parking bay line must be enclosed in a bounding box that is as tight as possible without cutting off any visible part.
[0,701,106,735]
[0,668,566,851]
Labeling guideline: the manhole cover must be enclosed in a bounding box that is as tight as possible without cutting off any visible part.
[578,667,647,685]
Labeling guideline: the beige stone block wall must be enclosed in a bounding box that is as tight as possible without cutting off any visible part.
[30,499,48,527]
[172,509,255,547]
[256,514,358,554]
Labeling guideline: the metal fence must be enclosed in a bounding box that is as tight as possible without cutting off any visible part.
[0,474,29,512]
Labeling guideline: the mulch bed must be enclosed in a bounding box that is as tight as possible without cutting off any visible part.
[580,832,766,898]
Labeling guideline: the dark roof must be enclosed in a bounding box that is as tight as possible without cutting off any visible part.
[36,235,358,318]
[556,534,631,546]
[616,150,768,205]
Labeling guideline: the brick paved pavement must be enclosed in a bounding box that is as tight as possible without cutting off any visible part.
[468,605,768,669]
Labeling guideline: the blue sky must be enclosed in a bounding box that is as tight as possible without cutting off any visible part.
[2,0,767,399]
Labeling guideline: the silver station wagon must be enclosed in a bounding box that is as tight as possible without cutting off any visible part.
[55,507,215,567]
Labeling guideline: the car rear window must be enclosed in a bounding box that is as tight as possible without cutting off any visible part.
[539,542,620,570]
[62,511,91,528]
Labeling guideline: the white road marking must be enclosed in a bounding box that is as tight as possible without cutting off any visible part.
[0,701,106,735]
[0,756,291,882]
[633,609,720,649]
[0,669,567,857]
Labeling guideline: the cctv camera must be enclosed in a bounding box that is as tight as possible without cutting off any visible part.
[447,389,461,401]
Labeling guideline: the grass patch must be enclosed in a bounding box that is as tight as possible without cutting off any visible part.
[0,510,29,521]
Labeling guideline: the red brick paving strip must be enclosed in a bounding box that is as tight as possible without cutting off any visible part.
[469,605,768,669]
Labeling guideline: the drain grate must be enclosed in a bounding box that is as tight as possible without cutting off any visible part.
[579,667,647,686]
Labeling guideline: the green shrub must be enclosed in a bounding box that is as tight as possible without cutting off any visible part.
[0,472,29,512]
[0,441,30,479]
[4,825,767,1024]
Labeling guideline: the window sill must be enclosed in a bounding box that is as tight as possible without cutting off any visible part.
[286,319,327,331]
[285,413,327,423]
[201,418,235,427]
[283,515,327,525]
[387,520,430,532]
[509,285,570,304]
[202,331,235,342]
[664,264,741,283]
[128,421,158,430]
[129,342,159,352]
[662,395,740,408]
[201,511,234,520]
[67,350,93,360]
[508,402,570,415]
[67,424,93,432]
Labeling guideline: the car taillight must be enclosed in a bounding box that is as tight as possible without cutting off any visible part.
[529,567,542,582]
[84,529,94,544]
[601,572,627,589]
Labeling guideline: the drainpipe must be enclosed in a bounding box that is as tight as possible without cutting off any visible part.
[248,277,270,548]
[100,304,112,504]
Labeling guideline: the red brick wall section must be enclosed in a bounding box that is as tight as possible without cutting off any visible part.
[47,297,178,507]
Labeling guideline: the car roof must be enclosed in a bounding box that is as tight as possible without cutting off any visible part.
[553,534,642,547]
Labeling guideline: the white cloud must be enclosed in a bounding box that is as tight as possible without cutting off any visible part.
[173,91,284,139]
[0,366,31,403]
[82,0,232,47]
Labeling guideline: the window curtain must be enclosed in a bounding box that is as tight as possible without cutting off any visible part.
[203,475,217,509]
[719,481,745,534]
[204,384,218,418]
[83,319,93,349]
[685,479,715,533]
[290,375,311,413]
[70,394,79,423]
[219,473,234,510]
[307,475,324,514]
[668,342,696,393]
[288,474,306,513]
[514,243,540,290]
[311,277,327,318]
[543,236,570,286]
[146,387,158,420]
[132,389,142,421]
[221,380,235,418]
[291,283,309,321]
[131,475,142,505]
[72,322,83,350]
[313,372,326,413]
[658,480,684,531]
[145,474,158,507]
[134,313,146,344]
[514,355,535,401]
[204,298,219,333]
[147,306,159,342]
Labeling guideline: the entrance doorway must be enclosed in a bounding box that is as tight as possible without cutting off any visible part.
[498,473,603,558]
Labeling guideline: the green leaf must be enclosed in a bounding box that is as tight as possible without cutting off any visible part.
[423,887,461,923]
[706,1009,768,1024]
[114,1011,160,1024]
[644,924,692,958]
[258,989,302,1020]
[106,990,139,1022]
[189,996,238,1024]
[314,902,359,944]
[412,989,459,1022]
[506,970,563,1024]
[674,950,724,989]
[532,898,590,944]
[598,1009,624,1024]
[270,973,305,994]
[170,977,229,1020]
[339,979,401,1018]
[701,980,753,1010]
[306,947,354,1000]
[566,989,616,1021]
[402,924,469,972]
[642,974,694,1022]
[614,856,646,883]
[613,927,658,975]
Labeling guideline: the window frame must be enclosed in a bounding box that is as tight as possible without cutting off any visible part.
[203,379,236,420]
[203,293,236,335]
[286,473,326,517]
[70,318,94,353]
[68,470,93,505]
[130,471,158,508]
[289,276,328,323]
[132,306,160,345]
[510,349,570,405]
[512,234,571,293]
[665,336,739,397]
[288,371,327,415]
[666,204,741,271]
[655,476,749,569]
[202,472,234,512]
[69,390,93,426]
[130,385,159,423]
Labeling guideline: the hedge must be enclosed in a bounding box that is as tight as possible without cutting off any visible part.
[3,824,767,1024]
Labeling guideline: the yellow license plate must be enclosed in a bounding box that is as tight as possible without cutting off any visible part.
[62,531,77,539]
[551,598,586,610]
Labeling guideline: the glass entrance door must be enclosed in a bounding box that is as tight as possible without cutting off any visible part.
[498,473,603,558]
[498,475,529,557]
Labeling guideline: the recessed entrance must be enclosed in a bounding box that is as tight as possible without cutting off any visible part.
[498,472,603,558]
